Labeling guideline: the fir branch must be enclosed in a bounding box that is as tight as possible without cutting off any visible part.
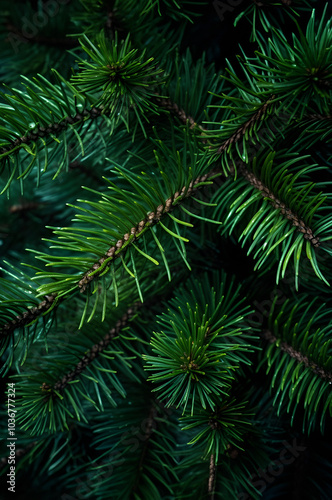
[0,107,102,157]
[52,301,142,393]
[155,96,196,128]
[155,94,210,147]
[78,167,220,292]
[235,162,320,247]
[261,330,332,382]
[216,95,275,155]
[212,150,331,288]
[0,294,56,338]
[158,94,318,251]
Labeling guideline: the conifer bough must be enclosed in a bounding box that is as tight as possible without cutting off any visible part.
[1,1,332,499]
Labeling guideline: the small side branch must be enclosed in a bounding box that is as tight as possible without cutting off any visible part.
[237,164,320,247]
[216,96,275,155]
[0,295,56,337]
[0,107,102,157]
[78,167,220,292]
[52,302,142,393]
[262,330,332,381]
[156,96,196,128]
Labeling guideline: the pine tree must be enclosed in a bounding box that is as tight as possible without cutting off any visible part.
[1,1,332,498]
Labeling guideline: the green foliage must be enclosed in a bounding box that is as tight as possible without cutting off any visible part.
[252,5,332,119]
[212,150,332,288]
[74,385,179,500]
[1,1,332,499]
[25,133,213,312]
[258,295,332,433]
[234,0,313,42]
[0,261,56,375]
[179,397,254,461]
[71,32,165,133]
[144,272,256,414]
[0,72,108,193]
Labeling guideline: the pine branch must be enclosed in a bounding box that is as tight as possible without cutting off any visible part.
[0,293,56,338]
[155,96,196,128]
[261,329,332,382]
[212,148,332,288]
[158,94,319,253]
[215,95,276,155]
[235,162,320,247]
[52,301,142,393]
[78,166,220,292]
[0,106,102,157]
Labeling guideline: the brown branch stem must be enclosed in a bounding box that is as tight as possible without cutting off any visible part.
[208,453,216,499]
[216,96,275,155]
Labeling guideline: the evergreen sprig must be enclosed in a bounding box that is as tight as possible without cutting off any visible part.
[251,6,332,119]
[25,134,217,317]
[212,150,332,288]
[179,397,254,462]
[71,32,165,134]
[0,73,107,192]
[143,272,256,415]
[258,295,332,433]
